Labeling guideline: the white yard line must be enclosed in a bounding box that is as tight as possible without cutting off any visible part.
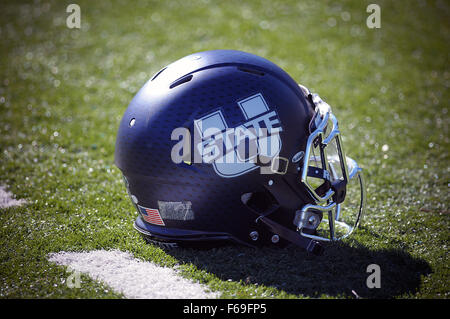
[0,185,27,208]
[48,250,219,299]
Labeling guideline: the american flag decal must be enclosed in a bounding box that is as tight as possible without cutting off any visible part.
[138,205,165,226]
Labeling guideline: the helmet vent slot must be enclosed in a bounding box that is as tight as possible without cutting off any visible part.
[169,74,193,89]
[237,67,265,77]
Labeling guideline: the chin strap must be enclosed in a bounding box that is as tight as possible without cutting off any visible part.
[256,215,324,256]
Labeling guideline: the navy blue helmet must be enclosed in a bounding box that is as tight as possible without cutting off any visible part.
[114,50,366,255]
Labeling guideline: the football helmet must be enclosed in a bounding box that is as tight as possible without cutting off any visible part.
[114,50,365,255]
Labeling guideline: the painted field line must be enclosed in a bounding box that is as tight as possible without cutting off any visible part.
[48,249,219,299]
[0,185,27,209]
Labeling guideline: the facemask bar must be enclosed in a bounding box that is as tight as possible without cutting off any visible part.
[300,94,349,203]
[295,92,366,241]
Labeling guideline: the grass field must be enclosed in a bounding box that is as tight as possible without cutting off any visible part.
[0,0,448,299]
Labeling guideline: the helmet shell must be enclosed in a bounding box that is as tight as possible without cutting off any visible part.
[115,50,315,246]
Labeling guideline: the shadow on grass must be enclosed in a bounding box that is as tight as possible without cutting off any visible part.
[161,240,431,298]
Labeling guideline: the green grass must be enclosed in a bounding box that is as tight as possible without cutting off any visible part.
[0,0,448,298]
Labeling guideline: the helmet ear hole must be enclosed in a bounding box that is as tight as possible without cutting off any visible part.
[241,191,278,215]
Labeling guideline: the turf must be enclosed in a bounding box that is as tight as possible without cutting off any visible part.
[0,0,448,299]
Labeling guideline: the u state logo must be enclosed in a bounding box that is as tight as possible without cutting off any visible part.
[193,93,285,177]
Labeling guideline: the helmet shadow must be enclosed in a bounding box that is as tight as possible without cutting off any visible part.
[161,239,431,298]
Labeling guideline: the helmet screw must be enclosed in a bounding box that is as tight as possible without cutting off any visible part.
[308,215,317,226]
[268,180,274,186]
[249,231,259,241]
[271,234,280,244]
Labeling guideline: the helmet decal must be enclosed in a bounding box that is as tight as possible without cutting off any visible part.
[193,93,283,178]
[137,205,165,226]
